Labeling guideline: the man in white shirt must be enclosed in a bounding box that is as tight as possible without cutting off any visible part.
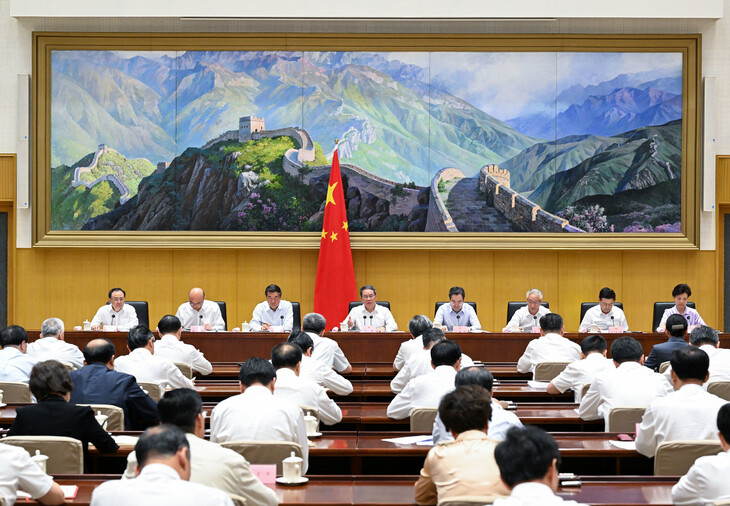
[433,286,481,331]
[578,287,628,332]
[579,336,673,430]
[0,443,65,506]
[175,287,225,331]
[547,335,615,402]
[27,318,84,370]
[272,343,342,426]
[346,285,397,332]
[517,313,581,377]
[210,357,309,472]
[0,325,39,383]
[387,340,462,420]
[503,288,551,332]
[672,403,730,505]
[302,313,352,374]
[154,315,212,376]
[686,326,730,384]
[90,287,139,331]
[493,426,588,506]
[123,389,278,506]
[114,325,194,390]
[251,284,294,332]
[636,347,727,457]
[394,315,432,371]
[91,424,234,506]
[287,332,353,395]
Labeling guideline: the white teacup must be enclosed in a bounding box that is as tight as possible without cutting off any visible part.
[32,450,48,473]
[241,321,251,332]
[340,322,348,332]
[83,320,92,331]
[0,389,4,405]
[282,451,303,482]
[304,411,318,436]
[95,410,108,429]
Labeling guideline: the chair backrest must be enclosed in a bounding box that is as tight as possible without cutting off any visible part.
[301,406,320,424]
[220,441,303,474]
[0,494,6,506]
[713,501,730,506]
[0,381,32,403]
[434,302,478,319]
[108,301,149,327]
[228,494,247,506]
[658,361,671,374]
[1,436,83,474]
[581,383,591,399]
[654,440,722,475]
[707,381,730,402]
[215,301,227,330]
[174,362,193,379]
[607,406,646,433]
[652,302,696,331]
[410,407,438,432]
[348,301,391,312]
[506,301,550,326]
[137,381,164,402]
[534,362,571,382]
[291,302,301,331]
[580,302,624,323]
[78,404,125,431]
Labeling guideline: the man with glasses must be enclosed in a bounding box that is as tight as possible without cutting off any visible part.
[90,288,138,331]
[504,289,550,333]
[345,285,397,332]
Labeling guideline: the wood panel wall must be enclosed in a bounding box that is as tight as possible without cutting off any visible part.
[0,155,16,202]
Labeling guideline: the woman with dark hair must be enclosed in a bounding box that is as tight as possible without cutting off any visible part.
[657,283,706,333]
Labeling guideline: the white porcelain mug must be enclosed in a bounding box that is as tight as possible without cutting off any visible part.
[282,451,303,482]
[0,389,4,405]
[340,322,348,332]
[304,411,318,436]
[83,320,91,331]
[95,410,108,429]
[32,450,49,473]
[241,321,251,332]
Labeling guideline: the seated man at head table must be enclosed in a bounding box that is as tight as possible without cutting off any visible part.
[250,283,294,332]
[91,424,234,506]
[154,315,212,376]
[70,338,159,430]
[493,426,588,506]
[0,442,65,506]
[90,287,139,331]
[210,357,309,472]
[636,347,727,457]
[672,402,730,505]
[433,286,481,331]
[302,312,352,374]
[546,335,615,402]
[657,282,706,333]
[415,385,510,505]
[503,288,551,333]
[644,313,689,371]
[578,287,628,333]
[175,287,225,331]
[578,336,672,430]
[0,325,39,383]
[516,313,581,378]
[123,388,279,506]
[394,315,433,371]
[27,317,84,370]
[663,325,730,384]
[114,325,194,390]
[433,366,523,444]
[345,284,398,332]
[387,339,462,420]
[287,331,353,395]
[391,328,474,394]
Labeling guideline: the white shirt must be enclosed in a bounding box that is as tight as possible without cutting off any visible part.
[387,365,457,420]
[432,399,524,443]
[114,348,194,390]
[27,336,84,369]
[503,305,551,332]
[550,353,615,402]
[300,355,353,395]
[210,385,309,472]
[493,482,588,506]
[251,300,294,332]
[307,332,351,373]
[175,300,225,331]
[0,347,39,383]
[516,333,582,376]
[346,304,397,331]
[393,335,424,371]
[273,367,342,426]
[390,349,475,394]
[91,303,139,331]
[0,443,54,506]
[91,463,233,506]
[579,304,628,332]
[635,383,726,457]
[578,361,673,430]
[663,345,730,387]
[154,334,212,375]
[433,303,481,331]
[672,449,730,506]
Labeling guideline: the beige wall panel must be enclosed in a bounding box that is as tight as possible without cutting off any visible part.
[14,249,46,327]
[0,155,15,201]
[428,250,494,324]
[110,250,174,326]
[685,250,718,328]
[298,249,320,318]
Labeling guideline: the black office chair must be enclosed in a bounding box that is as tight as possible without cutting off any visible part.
[214,301,227,330]
[348,301,391,312]
[434,301,477,319]
[106,300,149,327]
[580,302,624,323]
[652,302,696,331]
[506,301,549,326]
[291,302,301,331]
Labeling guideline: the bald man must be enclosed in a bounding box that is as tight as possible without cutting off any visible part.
[175,288,225,331]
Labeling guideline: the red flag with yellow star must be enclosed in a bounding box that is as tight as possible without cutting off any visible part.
[314,148,357,328]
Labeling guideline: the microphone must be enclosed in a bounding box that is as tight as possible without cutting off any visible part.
[199,314,203,324]
[456,314,461,327]
[363,315,367,328]
[111,314,115,326]
[611,315,615,324]
[369,315,373,327]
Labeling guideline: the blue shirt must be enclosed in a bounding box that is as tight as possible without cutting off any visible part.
[0,347,39,383]
[434,303,481,331]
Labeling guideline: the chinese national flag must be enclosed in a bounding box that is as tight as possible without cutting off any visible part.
[314,148,357,329]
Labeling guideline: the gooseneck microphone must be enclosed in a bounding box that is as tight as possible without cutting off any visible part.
[111,314,116,326]
[369,315,373,327]
[456,314,461,327]
[363,315,367,328]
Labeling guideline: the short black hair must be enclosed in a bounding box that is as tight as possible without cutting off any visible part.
[422,327,446,348]
[157,315,182,334]
[135,424,190,469]
[408,315,432,338]
[238,357,277,387]
[610,336,644,363]
[158,388,203,434]
[83,338,115,364]
[431,340,462,367]
[0,325,28,348]
[448,286,466,299]
[127,325,154,351]
[690,325,720,346]
[672,283,692,297]
[29,360,74,400]
[581,335,607,354]
[670,346,709,382]
[287,331,314,354]
[495,426,561,488]
[598,287,616,300]
[717,403,730,442]
[108,287,126,298]
[539,313,563,333]
[271,343,302,369]
[439,385,492,435]
[359,285,376,296]
[666,313,689,337]
[265,284,282,296]
[455,366,494,392]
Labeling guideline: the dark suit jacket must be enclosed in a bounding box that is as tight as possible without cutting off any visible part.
[644,336,689,371]
[69,363,159,430]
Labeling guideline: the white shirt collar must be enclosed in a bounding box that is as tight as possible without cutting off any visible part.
[138,463,183,480]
